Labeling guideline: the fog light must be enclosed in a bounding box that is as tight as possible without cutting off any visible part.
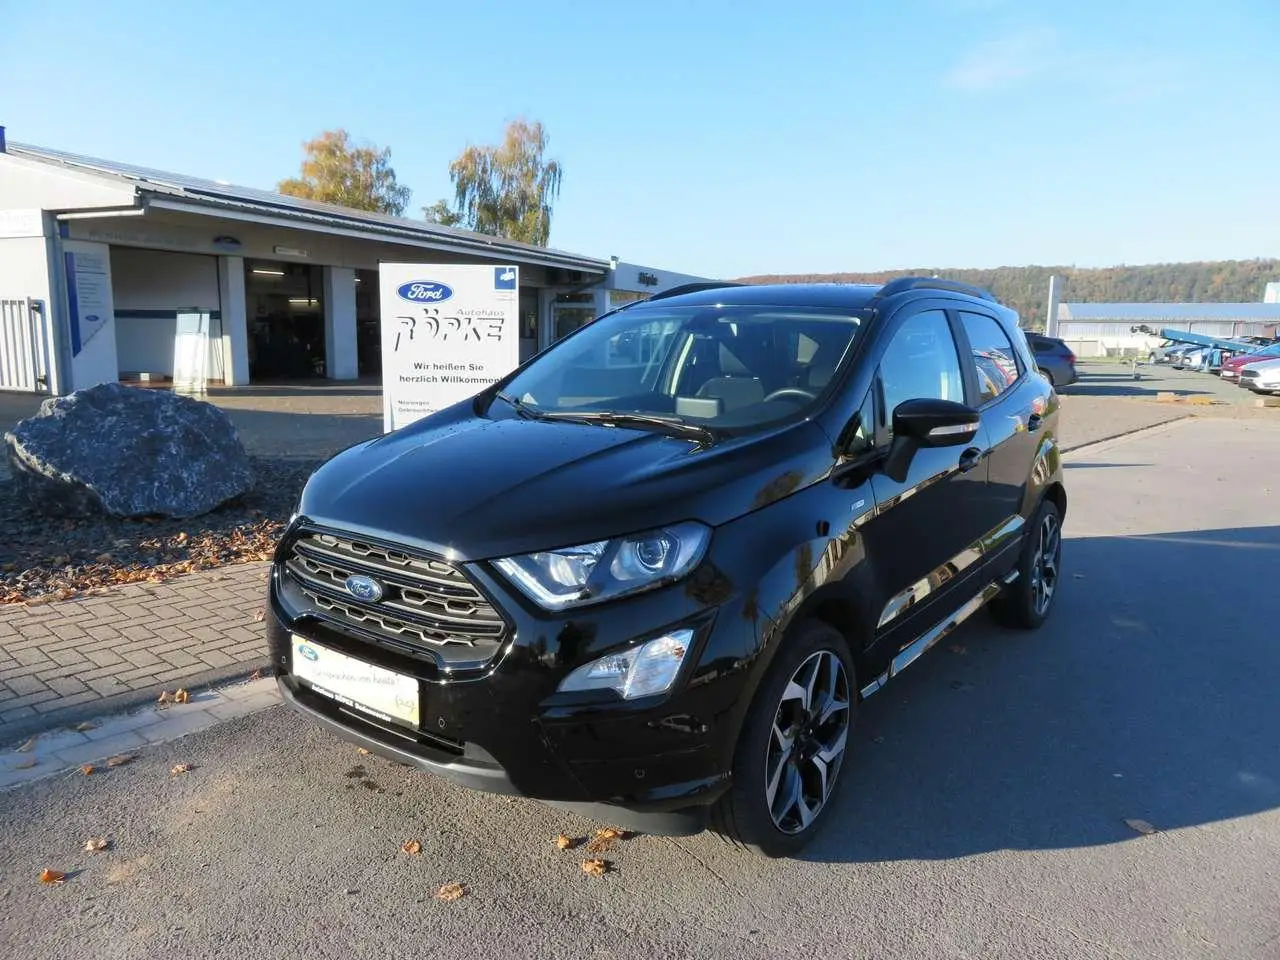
[558,629,694,700]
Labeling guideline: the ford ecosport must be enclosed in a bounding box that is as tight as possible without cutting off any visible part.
[265,277,1066,857]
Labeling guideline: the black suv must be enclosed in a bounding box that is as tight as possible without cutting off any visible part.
[265,278,1065,857]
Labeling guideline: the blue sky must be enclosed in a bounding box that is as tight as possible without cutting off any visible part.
[2,0,1277,278]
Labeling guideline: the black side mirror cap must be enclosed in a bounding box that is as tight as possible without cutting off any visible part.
[882,398,980,483]
[892,398,980,447]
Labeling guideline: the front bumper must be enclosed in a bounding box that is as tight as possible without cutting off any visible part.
[265,551,749,835]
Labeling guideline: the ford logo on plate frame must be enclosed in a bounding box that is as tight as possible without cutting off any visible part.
[344,574,384,603]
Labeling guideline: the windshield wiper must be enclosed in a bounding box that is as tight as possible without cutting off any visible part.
[534,410,716,443]
[492,391,545,420]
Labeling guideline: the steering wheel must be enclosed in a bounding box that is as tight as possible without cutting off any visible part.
[762,387,818,405]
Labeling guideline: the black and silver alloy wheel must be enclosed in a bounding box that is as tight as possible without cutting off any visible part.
[765,651,850,834]
[1029,511,1060,617]
[711,621,856,857]
[990,497,1064,630]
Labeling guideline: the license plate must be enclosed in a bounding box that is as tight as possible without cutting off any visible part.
[291,636,419,727]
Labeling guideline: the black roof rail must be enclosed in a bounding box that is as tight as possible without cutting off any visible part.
[871,276,999,304]
[645,281,746,302]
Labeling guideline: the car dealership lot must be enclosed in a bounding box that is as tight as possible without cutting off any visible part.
[3,414,1277,960]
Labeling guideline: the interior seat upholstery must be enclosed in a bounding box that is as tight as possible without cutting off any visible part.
[695,343,765,410]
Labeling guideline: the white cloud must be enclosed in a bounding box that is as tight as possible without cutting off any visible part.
[945,26,1187,102]
[944,27,1059,92]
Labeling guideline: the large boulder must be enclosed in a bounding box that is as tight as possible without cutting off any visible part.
[3,383,254,519]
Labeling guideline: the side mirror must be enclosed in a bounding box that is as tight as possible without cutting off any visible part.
[883,398,980,482]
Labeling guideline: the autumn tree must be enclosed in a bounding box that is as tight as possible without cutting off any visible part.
[424,119,563,245]
[278,129,412,216]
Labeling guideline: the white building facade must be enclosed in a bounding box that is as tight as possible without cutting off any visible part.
[0,133,714,395]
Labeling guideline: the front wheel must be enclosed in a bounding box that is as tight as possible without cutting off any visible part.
[990,499,1062,629]
[710,621,855,857]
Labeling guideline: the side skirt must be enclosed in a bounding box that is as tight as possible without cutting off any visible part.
[858,577,1010,700]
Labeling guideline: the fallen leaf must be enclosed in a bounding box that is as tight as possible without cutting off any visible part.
[1124,818,1158,836]
[15,736,37,753]
[13,757,37,770]
[586,827,626,853]
[253,610,265,623]
[581,858,610,877]
[84,837,111,853]
[105,754,135,768]
[79,764,96,776]
[357,747,370,756]
[555,834,576,851]
[170,763,193,775]
[401,839,422,856]
[74,721,97,732]
[173,689,191,704]
[249,669,263,681]
[436,882,466,901]
[157,691,173,705]
[39,868,66,885]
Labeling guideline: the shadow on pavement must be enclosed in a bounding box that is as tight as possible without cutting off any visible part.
[802,524,1280,863]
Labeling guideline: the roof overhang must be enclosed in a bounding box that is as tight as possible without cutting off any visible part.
[134,194,608,274]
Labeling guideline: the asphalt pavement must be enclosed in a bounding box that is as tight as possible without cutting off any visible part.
[2,415,1278,960]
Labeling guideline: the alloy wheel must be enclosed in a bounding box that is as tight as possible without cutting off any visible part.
[763,650,850,834]
[1030,512,1061,616]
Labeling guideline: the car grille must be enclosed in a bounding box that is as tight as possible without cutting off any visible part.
[1241,370,1259,381]
[281,527,509,662]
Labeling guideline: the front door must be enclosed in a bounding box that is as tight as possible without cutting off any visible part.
[858,307,993,661]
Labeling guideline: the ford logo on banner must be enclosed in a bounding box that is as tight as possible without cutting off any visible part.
[397,280,453,304]
[298,644,319,662]
[344,574,384,603]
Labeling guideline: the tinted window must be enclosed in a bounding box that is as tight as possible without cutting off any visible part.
[500,302,864,431]
[878,310,965,434]
[960,311,1021,404]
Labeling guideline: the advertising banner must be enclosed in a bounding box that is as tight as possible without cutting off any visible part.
[378,263,520,433]
[63,247,111,357]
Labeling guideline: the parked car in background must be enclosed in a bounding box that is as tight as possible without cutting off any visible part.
[1221,341,1280,381]
[1147,339,1183,364]
[266,277,1066,857]
[1023,332,1078,387]
[1239,356,1280,394]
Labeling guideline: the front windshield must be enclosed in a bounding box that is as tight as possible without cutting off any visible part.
[497,302,865,431]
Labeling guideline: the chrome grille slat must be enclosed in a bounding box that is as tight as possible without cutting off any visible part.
[284,555,503,634]
[282,528,509,657]
[292,539,475,595]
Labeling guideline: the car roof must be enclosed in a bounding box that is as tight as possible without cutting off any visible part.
[643,279,1006,314]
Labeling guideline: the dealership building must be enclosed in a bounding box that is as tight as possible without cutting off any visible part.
[0,130,711,395]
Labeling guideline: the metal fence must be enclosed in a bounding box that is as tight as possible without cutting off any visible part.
[0,298,51,392]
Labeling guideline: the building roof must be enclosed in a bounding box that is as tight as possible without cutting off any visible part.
[1061,301,1280,321]
[6,142,608,273]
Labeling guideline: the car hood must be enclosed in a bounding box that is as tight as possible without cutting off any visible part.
[1242,357,1280,371]
[296,406,836,560]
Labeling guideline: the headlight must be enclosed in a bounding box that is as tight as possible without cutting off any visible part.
[558,630,694,700]
[493,521,710,610]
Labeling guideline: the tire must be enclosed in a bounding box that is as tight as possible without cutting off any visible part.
[709,621,856,857]
[989,498,1062,630]
[1038,366,1055,387]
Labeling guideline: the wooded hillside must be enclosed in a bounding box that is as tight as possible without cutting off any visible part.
[737,260,1280,329]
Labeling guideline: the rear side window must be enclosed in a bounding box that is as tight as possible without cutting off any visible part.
[959,311,1021,404]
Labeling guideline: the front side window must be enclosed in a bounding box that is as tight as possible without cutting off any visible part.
[878,309,965,435]
[959,311,1022,404]
[496,302,865,432]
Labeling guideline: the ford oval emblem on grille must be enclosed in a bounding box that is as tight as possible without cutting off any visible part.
[298,644,319,662]
[344,574,384,603]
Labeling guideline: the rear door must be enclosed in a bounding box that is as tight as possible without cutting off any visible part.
[860,306,994,660]
[954,309,1046,573]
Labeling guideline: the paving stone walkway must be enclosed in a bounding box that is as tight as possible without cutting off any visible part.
[0,562,270,745]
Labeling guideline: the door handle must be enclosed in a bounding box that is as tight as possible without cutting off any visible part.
[958,447,985,472]
[1027,413,1043,433]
